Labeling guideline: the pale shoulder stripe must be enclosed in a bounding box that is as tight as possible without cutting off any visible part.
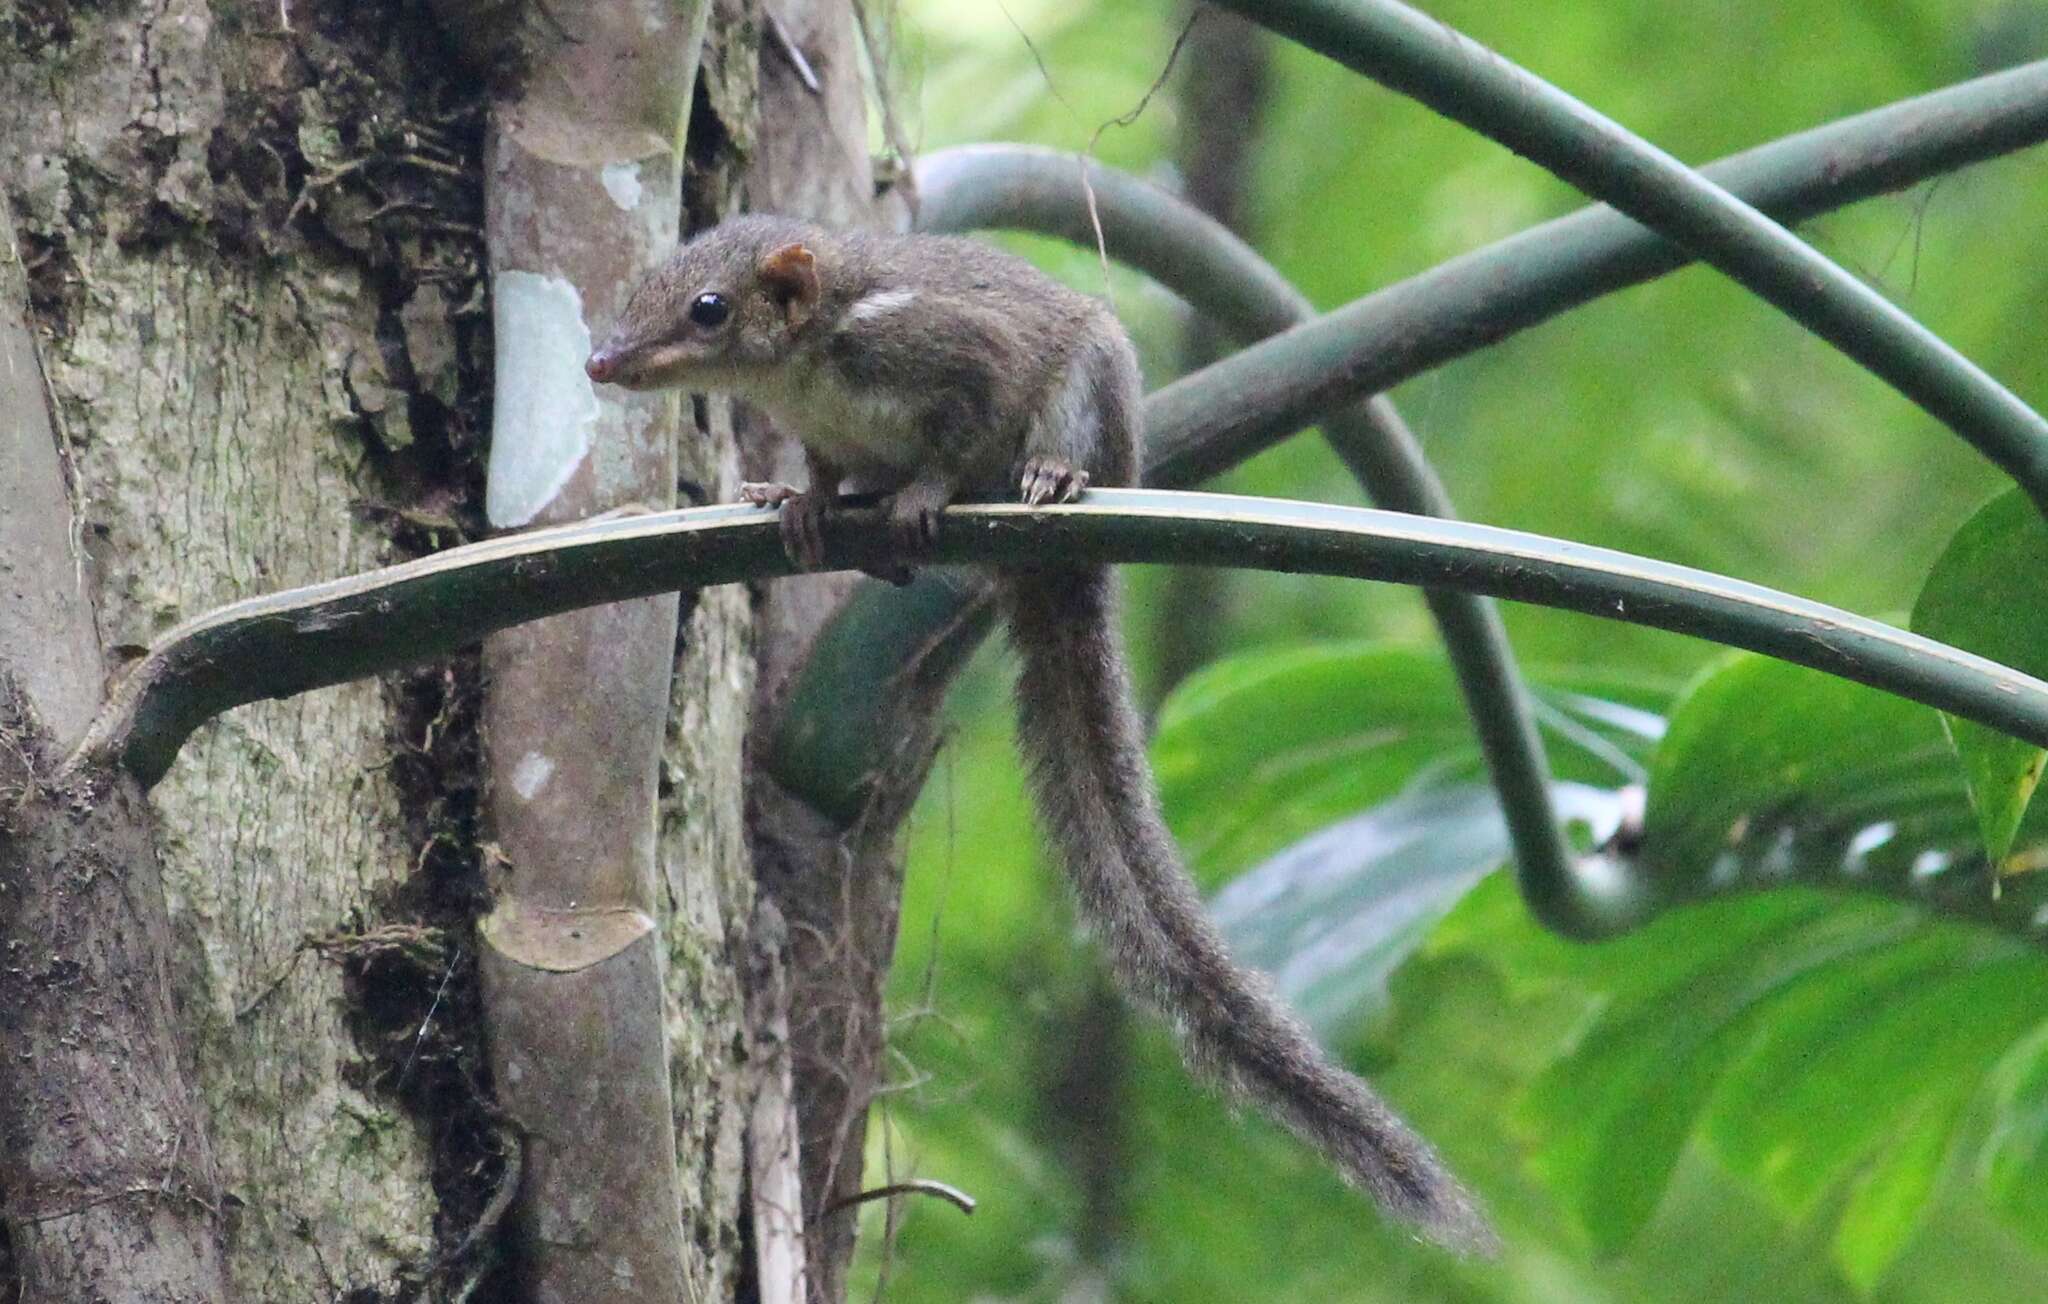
[843,289,918,324]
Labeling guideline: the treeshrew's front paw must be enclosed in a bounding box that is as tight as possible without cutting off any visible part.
[740,482,828,571]
[854,479,950,586]
[1019,456,1089,506]
[738,480,800,508]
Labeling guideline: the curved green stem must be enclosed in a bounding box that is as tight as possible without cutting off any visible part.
[78,492,2048,826]
[773,62,2048,940]
[915,144,1575,945]
[1155,56,2048,482]
[1204,0,2048,511]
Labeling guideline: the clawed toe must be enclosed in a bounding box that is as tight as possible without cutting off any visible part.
[878,481,954,582]
[1019,457,1089,506]
[740,480,801,508]
[738,480,827,569]
[777,491,829,570]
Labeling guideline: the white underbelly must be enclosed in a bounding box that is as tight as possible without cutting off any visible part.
[750,363,927,477]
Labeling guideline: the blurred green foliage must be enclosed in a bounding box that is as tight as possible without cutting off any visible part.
[1911,489,2048,865]
[850,1,2048,1298]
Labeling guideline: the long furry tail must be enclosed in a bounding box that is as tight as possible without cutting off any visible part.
[1003,565,1497,1253]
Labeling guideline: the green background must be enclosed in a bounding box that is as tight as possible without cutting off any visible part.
[847,2,2048,1298]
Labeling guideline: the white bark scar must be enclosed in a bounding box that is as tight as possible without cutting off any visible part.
[511,751,555,800]
[600,163,643,212]
[486,271,599,527]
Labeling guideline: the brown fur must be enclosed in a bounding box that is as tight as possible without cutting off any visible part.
[592,217,1496,1252]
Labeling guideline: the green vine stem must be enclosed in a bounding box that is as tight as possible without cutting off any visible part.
[1206,0,2048,512]
[75,492,2048,866]
[771,58,2048,938]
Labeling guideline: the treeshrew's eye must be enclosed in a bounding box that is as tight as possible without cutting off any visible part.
[689,292,730,328]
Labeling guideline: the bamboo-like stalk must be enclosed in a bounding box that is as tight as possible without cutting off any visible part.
[1204,0,2048,511]
[429,1,709,1296]
[1151,60,2048,486]
[913,145,1576,939]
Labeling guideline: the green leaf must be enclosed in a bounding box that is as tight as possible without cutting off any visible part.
[1211,782,1629,1037]
[1833,1093,1963,1292]
[1502,881,2048,1264]
[1701,935,2042,1289]
[1982,1022,2048,1253]
[1153,641,1656,1033]
[1699,926,1972,1209]
[1639,651,2048,922]
[1153,641,1668,883]
[1912,488,2048,868]
[1153,645,1479,882]
[1500,647,2048,1264]
[1517,892,1897,1251]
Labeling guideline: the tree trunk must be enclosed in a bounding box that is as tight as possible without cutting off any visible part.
[0,1,759,1296]
[1,188,229,1301]
[4,3,459,1292]
[730,1,917,1298]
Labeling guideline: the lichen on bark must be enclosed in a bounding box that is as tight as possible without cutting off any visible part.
[2,0,501,1295]
[655,7,761,1295]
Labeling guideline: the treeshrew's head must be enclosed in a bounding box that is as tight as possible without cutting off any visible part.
[585,215,831,393]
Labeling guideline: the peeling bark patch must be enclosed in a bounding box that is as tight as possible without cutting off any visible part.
[485,270,598,527]
[601,162,644,212]
[510,750,553,799]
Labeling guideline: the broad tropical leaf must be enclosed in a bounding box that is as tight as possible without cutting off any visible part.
[1912,488,2048,870]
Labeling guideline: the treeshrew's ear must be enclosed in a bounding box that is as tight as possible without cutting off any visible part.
[758,243,820,330]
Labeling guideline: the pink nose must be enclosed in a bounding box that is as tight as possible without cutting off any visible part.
[585,349,619,383]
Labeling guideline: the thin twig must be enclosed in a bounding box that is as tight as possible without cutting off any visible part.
[766,8,822,94]
[995,6,1200,291]
[996,1,1078,118]
[1076,12,1202,290]
[821,1178,977,1219]
[853,0,921,214]
[399,947,459,1091]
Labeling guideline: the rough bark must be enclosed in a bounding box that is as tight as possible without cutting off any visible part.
[4,2,552,1295]
[0,744,231,1303]
[734,0,908,1297]
[654,13,762,1286]
[2,3,457,1293]
[3,0,872,1297]
[1,190,230,1302]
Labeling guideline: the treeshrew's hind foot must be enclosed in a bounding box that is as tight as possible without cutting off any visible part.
[1020,456,1089,506]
